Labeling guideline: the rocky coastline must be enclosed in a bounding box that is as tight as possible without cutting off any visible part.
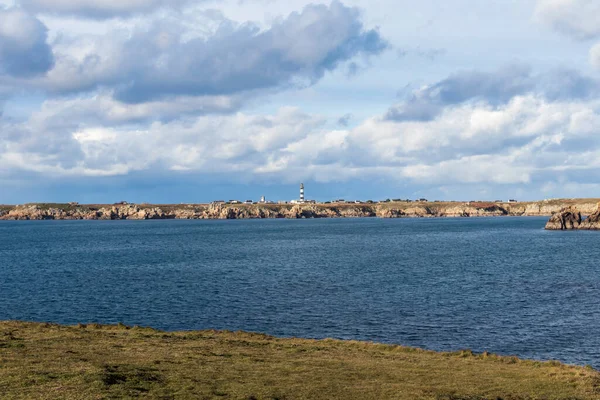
[1,199,599,221]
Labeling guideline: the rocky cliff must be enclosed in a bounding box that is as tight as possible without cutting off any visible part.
[2,199,600,221]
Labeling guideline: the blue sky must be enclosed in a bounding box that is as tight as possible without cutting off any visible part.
[1,0,600,203]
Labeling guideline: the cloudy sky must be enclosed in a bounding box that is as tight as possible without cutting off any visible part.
[0,0,599,203]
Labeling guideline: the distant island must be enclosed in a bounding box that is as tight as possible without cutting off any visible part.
[2,198,600,220]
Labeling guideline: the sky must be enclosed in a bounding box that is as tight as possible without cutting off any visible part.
[1,0,600,203]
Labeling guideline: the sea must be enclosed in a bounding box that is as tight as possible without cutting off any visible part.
[1,217,599,367]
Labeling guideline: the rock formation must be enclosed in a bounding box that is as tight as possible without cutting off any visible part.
[545,202,600,230]
[544,207,582,230]
[577,203,600,230]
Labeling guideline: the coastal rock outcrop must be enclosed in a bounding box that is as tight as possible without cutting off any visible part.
[545,202,600,230]
[441,203,508,217]
[4,205,63,220]
[577,204,600,230]
[376,208,406,218]
[545,208,582,230]
[376,206,433,218]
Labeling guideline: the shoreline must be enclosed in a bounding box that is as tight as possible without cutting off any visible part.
[2,320,599,399]
[0,214,562,223]
[1,198,599,220]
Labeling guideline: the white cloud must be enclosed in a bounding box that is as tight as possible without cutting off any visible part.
[32,92,243,125]
[19,0,193,19]
[590,42,600,69]
[8,2,387,104]
[401,155,532,185]
[0,106,329,177]
[3,91,600,192]
[535,0,600,71]
[343,95,600,184]
[535,0,600,40]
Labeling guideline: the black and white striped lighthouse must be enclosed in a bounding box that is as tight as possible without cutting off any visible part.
[300,183,305,202]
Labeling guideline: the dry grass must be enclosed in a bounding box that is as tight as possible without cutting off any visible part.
[1,322,599,399]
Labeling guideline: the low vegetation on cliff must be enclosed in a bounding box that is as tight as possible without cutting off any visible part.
[1,321,599,399]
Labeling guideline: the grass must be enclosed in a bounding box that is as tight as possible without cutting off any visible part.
[1,322,599,399]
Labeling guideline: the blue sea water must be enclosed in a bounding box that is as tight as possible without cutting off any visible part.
[1,217,599,367]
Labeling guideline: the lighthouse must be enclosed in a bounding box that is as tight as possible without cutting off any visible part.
[300,183,305,203]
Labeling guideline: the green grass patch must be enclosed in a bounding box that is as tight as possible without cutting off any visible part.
[0,321,599,399]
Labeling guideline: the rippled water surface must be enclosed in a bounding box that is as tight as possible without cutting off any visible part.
[1,217,599,366]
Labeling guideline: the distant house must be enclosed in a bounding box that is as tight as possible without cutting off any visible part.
[508,199,518,203]
[244,200,253,204]
[211,200,225,205]
[229,200,241,204]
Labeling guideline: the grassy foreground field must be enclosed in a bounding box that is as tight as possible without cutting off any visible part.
[1,322,599,400]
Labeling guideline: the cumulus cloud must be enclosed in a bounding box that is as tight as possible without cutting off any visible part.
[349,95,600,186]
[385,65,599,122]
[0,106,328,177]
[535,0,600,40]
[0,8,54,77]
[18,0,194,19]
[4,88,600,192]
[29,1,387,104]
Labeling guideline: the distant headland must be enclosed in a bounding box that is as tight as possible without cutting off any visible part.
[2,198,600,221]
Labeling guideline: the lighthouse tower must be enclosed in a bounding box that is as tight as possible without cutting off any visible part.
[300,183,305,203]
